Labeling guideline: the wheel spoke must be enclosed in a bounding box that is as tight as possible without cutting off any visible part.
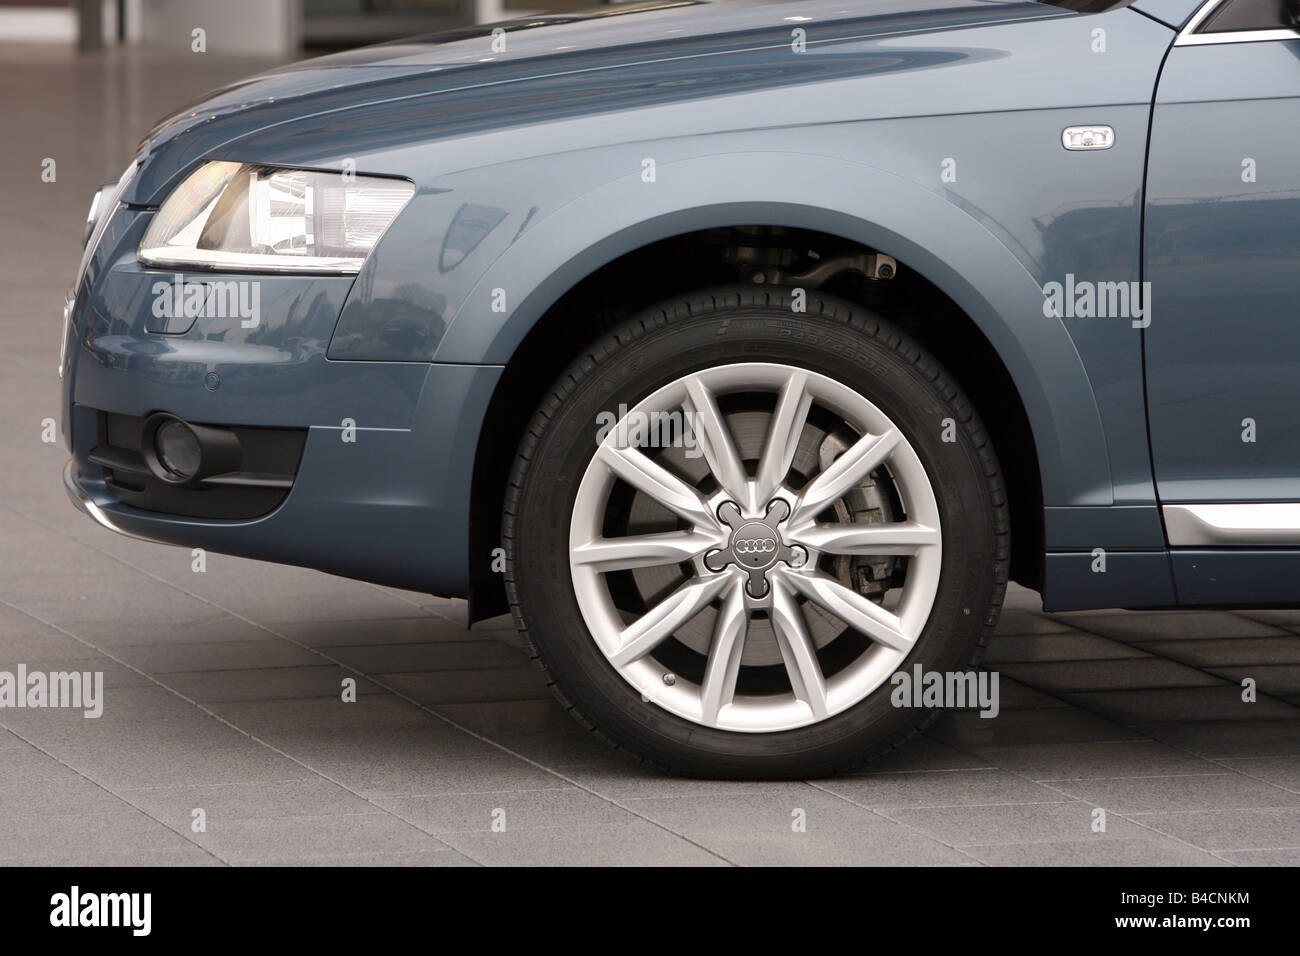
[791,428,900,525]
[754,370,811,503]
[789,520,940,556]
[595,443,716,529]
[683,377,749,505]
[611,573,733,667]
[572,530,720,572]
[699,576,748,725]
[783,569,914,652]
[770,574,829,719]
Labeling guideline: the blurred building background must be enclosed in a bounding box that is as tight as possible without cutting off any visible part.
[0,0,606,55]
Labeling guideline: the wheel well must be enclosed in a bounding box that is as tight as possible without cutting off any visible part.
[466,226,1043,622]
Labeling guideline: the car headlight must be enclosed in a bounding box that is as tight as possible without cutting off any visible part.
[138,161,415,274]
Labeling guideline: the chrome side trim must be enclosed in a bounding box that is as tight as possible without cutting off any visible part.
[1175,0,1300,45]
[1163,502,1300,546]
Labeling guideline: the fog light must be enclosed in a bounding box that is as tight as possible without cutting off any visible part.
[140,413,243,486]
[155,420,201,479]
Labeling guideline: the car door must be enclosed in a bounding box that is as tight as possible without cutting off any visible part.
[1143,0,1300,563]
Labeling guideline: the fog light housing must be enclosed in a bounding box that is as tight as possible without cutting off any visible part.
[155,420,202,480]
[140,413,242,486]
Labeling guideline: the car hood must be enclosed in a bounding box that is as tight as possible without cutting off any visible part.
[128,0,1067,203]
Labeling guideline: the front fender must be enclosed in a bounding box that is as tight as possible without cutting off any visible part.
[432,150,1111,509]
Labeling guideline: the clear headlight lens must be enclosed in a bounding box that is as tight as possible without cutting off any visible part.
[138,161,414,274]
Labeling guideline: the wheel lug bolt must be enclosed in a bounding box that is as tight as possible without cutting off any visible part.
[790,547,807,568]
[663,673,677,686]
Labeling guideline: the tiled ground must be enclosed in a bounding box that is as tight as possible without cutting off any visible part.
[2,44,1299,866]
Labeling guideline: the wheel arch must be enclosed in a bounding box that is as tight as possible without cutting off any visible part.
[456,168,1104,620]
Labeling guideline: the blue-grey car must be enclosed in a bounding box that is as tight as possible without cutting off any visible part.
[62,0,1300,776]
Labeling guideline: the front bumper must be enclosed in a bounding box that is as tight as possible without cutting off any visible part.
[62,202,503,596]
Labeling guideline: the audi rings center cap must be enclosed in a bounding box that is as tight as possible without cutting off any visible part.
[734,522,780,568]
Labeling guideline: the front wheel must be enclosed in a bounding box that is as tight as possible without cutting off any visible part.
[504,288,1008,778]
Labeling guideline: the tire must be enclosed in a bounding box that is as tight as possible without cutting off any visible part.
[503,286,1008,778]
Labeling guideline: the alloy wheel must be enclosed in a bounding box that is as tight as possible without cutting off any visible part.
[569,362,942,733]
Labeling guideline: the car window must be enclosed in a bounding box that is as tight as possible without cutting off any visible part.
[1198,0,1299,31]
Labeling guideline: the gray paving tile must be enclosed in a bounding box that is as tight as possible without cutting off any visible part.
[969,740,1224,780]
[1133,638,1300,667]
[0,684,201,725]
[560,764,810,799]
[436,819,730,866]
[375,787,636,833]
[161,666,386,703]
[962,839,1224,866]
[0,657,150,689]
[431,700,612,764]
[998,659,1222,693]
[263,724,503,763]
[327,641,527,673]
[989,678,1073,711]
[0,624,100,659]
[116,779,378,827]
[146,564,377,605]
[231,593,428,624]
[39,613,276,647]
[0,847,225,867]
[4,564,156,603]
[15,592,228,627]
[885,801,1151,845]
[208,696,438,733]
[110,640,324,673]
[1048,773,1300,813]
[322,754,566,797]
[1057,612,1286,641]
[1066,686,1297,724]
[48,742,313,789]
[1215,756,1300,791]
[0,810,195,861]
[1216,847,1300,865]
[0,729,32,751]
[1138,719,1300,758]
[1130,807,1300,852]
[984,632,1149,664]
[185,812,449,863]
[989,609,1078,636]
[15,713,249,752]
[275,616,478,646]
[423,727,609,766]
[1205,663,1300,694]
[816,769,1070,809]
[0,745,100,781]
[925,706,1142,747]
[860,735,997,773]
[1234,610,1300,631]
[436,699,587,738]
[378,668,550,704]
[0,771,128,818]
[621,787,973,865]
[251,849,473,866]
